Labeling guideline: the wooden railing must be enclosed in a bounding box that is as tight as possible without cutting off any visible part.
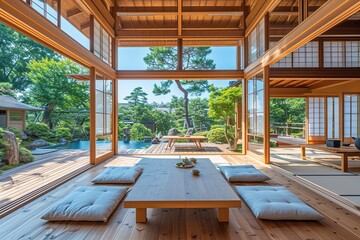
[270,122,305,138]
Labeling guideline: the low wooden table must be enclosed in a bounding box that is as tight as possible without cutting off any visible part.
[124,158,241,223]
[300,144,360,172]
[163,135,207,150]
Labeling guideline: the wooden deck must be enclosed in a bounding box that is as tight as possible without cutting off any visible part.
[0,150,91,218]
[119,142,239,155]
[1,155,360,240]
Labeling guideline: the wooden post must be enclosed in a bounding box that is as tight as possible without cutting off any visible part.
[90,67,96,165]
[319,39,324,68]
[263,66,270,164]
[324,97,328,139]
[242,79,248,155]
[90,15,95,53]
[339,93,344,142]
[113,78,118,155]
[305,97,309,144]
[57,0,61,28]
[177,38,183,70]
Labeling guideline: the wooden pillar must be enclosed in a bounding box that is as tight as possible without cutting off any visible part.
[236,44,241,70]
[57,0,61,28]
[90,15,95,53]
[263,66,270,164]
[324,97,328,139]
[242,79,248,155]
[90,67,96,165]
[113,78,118,155]
[319,39,324,69]
[177,38,183,70]
[26,0,32,5]
[339,93,344,142]
[298,0,308,23]
[305,97,309,144]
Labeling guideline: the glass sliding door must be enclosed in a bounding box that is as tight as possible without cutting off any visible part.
[95,74,114,158]
[247,74,264,156]
[308,97,325,144]
[344,94,360,141]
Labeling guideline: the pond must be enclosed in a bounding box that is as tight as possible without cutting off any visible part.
[45,140,151,150]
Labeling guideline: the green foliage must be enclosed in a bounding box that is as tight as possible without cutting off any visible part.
[54,127,72,141]
[19,147,34,163]
[207,128,226,143]
[210,124,224,130]
[26,58,89,125]
[189,98,209,129]
[0,128,8,161]
[144,47,215,128]
[130,123,152,140]
[124,87,148,106]
[151,110,172,135]
[3,127,23,140]
[193,131,209,139]
[0,82,15,97]
[0,163,24,174]
[270,98,305,123]
[0,23,58,91]
[208,85,242,122]
[26,122,51,140]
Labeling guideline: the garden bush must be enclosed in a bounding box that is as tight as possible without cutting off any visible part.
[54,127,72,141]
[19,147,34,163]
[130,123,152,140]
[207,128,226,143]
[193,131,209,138]
[4,127,24,140]
[26,122,51,140]
[210,124,224,130]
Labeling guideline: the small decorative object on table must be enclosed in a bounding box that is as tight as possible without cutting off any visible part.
[191,169,200,176]
[342,142,351,147]
[190,157,197,164]
[326,139,341,148]
[176,157,195,168]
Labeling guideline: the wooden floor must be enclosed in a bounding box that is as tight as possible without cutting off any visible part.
[1,155,360,240]
[120,142,239,155]
[0,150,91,218]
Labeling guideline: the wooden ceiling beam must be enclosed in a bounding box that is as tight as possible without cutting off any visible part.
[0,0,115,78]
[80,21,90,30]
[66,8,83,18]
[245,0,360,78]
[270,68,360,79]
[116,29,244,39]
[245,0,281,36]
[116,70,244,80]
[116,6,244,16]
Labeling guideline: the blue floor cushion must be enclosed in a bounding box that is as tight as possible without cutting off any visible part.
[92,166,143,184]
[42,186,128,222]
[236,186,323,220]
[219,165,270,182]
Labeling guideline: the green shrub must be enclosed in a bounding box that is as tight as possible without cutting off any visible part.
[4,127,24,140]
[207,128,226,143]
[210,124,224,130]
[130,123,152,140]
[193,131,209,140]
[0,128,7,161]
[54,127,72,141]
[26,122,51,140]
[19,147,34,163]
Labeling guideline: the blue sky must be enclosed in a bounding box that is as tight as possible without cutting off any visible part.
[117,47,237,103]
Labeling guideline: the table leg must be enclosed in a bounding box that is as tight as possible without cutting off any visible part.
[166,139,172,149]
[192,139,200,149]
[341,154,348,172]
[301,146,306,160]
[169,139,176,149]
[197,140,203,149]
[217,208,229,222]
[136,208,147,223]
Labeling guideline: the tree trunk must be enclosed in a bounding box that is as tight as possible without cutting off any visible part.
[174,80,191,128]
[4,131,19,165]
[42,102,56,128]
[224,117,231,149]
